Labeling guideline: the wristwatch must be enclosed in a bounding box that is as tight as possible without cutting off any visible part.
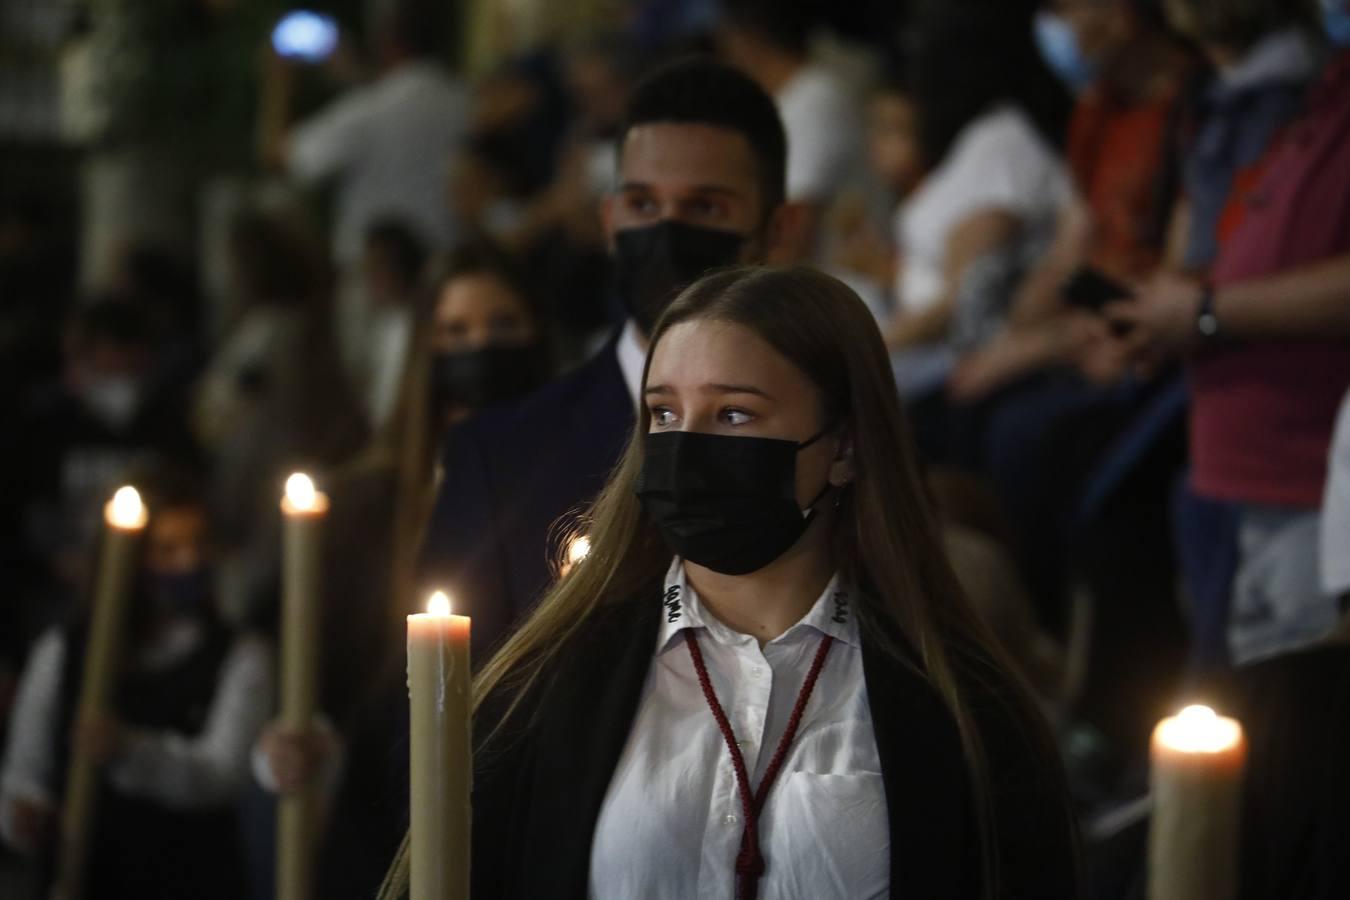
[1196,283,1221,343]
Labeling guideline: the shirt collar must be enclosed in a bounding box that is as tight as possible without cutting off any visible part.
[655,557,861,655]
[616,319,646,408]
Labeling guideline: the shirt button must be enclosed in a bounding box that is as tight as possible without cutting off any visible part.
[750,666,763,678]
[724,814,739,825]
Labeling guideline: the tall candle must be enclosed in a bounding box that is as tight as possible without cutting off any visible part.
[1148,704,1247,900]
[277,472,329,900]
[407,591,472,900]
[56,486,148,900]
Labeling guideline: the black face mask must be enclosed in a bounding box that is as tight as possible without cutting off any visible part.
[612,221,747,335]
[431,344,544,411]
[635,428,834,576]
[149,567,213,617]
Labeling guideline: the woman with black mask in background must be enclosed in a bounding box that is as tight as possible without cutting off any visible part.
[246,238,548,900]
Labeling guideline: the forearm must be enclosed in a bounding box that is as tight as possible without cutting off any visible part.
[1215,254,1350,340]
[885,299,955,350]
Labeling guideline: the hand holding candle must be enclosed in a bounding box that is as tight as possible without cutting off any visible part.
[407,591,471,900]
[277,472,329,900]
[56,486,148,899]
[1149,704,1247,900]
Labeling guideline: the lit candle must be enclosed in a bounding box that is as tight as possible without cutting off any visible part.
[277,472,329,900]
[561,534,591,578]
[1148,704,1248,900]
[407,591,472,900]
[55,486,149,899]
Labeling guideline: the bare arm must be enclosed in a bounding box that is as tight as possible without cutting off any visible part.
[885,209,1021,350]
[1007,199,1093,328]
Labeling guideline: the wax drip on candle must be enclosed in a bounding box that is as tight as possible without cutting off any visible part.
[106,485,148,529]
[1157,704,1243,753]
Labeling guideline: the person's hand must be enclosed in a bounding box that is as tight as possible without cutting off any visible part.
[1103,272,1205,376]
[1065,312,1135,385]
[260,719,337,795]
[7,796,53,853]
[74,711,128,766]
[949,326,1061,402]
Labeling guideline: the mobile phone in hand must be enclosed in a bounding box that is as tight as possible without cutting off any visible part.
[1061,266,1132,314]
[272,11,339,63]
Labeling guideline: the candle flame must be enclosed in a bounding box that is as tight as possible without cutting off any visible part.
[1157,704,1243,753]
[427,591,452,616]
[106,486,148,529]
[285,472,317,511]
[569,535,592,565]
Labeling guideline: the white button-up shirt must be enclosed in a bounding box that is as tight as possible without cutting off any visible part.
[589,559,889,899]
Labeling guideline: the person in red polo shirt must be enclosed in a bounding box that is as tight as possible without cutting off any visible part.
[1108,7,1350,664]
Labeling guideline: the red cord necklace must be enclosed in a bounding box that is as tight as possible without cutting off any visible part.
[683,629,835,900]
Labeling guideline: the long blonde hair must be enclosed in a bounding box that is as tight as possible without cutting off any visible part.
[380,265,1044,899]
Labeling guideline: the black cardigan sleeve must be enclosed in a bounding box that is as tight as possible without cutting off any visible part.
[972,674,1082,899]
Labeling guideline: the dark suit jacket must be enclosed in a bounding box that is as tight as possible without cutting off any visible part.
[466,588,1081,899]
[420,343,635,659]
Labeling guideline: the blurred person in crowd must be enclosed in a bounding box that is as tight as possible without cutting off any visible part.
[719,0,864,259]
[828,69,924,305]
[193,209,366,624]
[359,219,427,428]
[1106,0,1350,664]
[0,467,272,900]
[257,0,468,266]
[257,0,470,388]
[884,4,1072,420]
[1,299,196,641]
[1163,0,1322,274]
[245,239,550,900]
[949,0,1196,402]
[1184,382,1350,900]
[420,58,798,659]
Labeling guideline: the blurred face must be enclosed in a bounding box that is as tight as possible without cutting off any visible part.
[145,506,208,575]
[644,319,852,509]
[868,92,922,195]
[605,123,775,254]
[431,273,537,353]
[1055,0,1134,66]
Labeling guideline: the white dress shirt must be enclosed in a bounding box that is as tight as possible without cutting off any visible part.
[589,559,888,899]
[287,61,470,263]
[0,624,273,853]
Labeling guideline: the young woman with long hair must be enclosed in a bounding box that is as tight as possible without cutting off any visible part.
[381,265,1077,899]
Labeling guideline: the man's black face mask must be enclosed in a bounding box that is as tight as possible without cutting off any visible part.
[612,221,747,334]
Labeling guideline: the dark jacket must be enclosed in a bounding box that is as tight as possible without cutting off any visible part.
[419,342,634,660]
[466,588,1080,899]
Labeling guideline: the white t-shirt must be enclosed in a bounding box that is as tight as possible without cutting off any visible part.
[288,61,470,263]
[776,64,863,203]
[1321,389,1350,597]
[895,104,1070,314]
